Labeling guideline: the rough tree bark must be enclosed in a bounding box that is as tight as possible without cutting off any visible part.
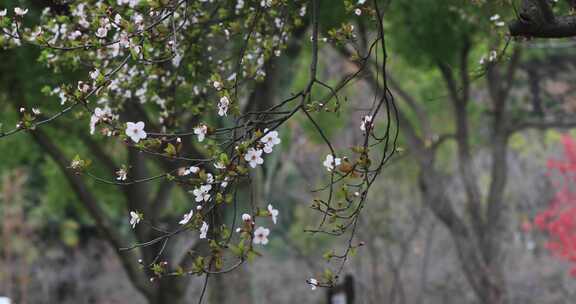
[510,0,576,38]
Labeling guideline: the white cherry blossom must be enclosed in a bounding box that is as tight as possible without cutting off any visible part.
[323,154,341,172]
[199,221,209,239]
[183,166,200,176]
[194,124,208,142]
[125,121,147,143]
[90,107,112,134]
[242,213,252,222]
[14,7,28,16]
[193,184,212,202]
[172,53,182,67]
[113,13,123,25]
[221,177,230,188]
[77,81,90,93]
[129,211,142,229]
[360,115,372,131]
[479,56,486,65]
[253,226,270,245]
[236,0,245,10]
[489,50,497,62]
[96,27,108,38]
[260,0,272,8]
[69,30,82,40]
[119,32,130,48]
[260,129,281,153]
[133,13,144,29]
[30,27,43,41]
[89,69,100,80]
[116,168,127,181]
[308,278,318,290]
[130,0,139,8]
[206,173,214,184]
[179,210,194,225]
[268,204,279,224]
[218,96,230,116]
[244,148,264,168]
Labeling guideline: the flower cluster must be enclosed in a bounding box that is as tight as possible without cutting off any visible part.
[90,107,116,135]
[130,211,142,229]
[323,154,341,172]
[242,129,282,168]
[489,14,505,27]
[360,115,373,132]
[261,129,281,153]
[534,135,576,276]
[479,50,498,65]
[192,172,214,203]
[1,0,394,292]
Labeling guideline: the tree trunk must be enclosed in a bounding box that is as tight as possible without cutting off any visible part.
[418,165,508,304]
[456,238,506,304]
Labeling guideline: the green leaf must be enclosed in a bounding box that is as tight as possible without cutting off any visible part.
[164,143,177,157]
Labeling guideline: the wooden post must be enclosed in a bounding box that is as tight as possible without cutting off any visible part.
[326,275,354,304]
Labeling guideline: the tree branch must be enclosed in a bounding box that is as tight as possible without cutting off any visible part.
[387,75,433,140]
[510,15,576,37]
[509,0,576,38]
[28,128,152,298]
[438,43,485,246]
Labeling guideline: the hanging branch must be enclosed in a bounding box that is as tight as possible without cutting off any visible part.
[0,0,398,295]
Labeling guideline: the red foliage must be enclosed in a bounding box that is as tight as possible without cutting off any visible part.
[534,134,576,276]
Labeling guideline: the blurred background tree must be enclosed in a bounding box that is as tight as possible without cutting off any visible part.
[3,1,576,304]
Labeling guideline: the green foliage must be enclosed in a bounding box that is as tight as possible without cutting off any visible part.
[318,0,347,30]
[388,1,477,68]
[289,44,349,142]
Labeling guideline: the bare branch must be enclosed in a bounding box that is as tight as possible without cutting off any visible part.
[28,127,152,298]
